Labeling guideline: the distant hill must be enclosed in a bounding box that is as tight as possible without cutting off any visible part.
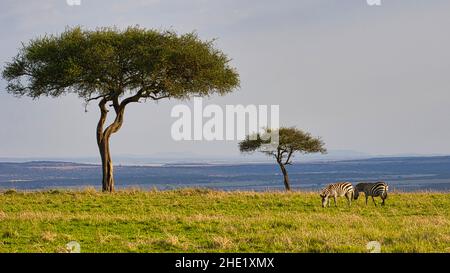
[1,156,450,192]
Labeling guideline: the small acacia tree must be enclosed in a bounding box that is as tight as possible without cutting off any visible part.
[239,127,326,191]
[2,26,239,192]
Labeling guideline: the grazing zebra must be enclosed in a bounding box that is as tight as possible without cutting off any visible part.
[354,182,389,206]
[319,182,354,208]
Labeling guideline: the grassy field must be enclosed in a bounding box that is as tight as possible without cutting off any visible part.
[0,188,449,253]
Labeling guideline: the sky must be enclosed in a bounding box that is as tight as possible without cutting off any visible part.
[0,0,449,160]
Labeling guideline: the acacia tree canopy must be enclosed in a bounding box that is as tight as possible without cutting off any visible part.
[239,127,326,190]
[2,26,240,192]
[3,26,239,101]
[239,127,326,163]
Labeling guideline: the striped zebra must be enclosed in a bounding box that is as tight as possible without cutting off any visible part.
[319,182,354,208]
[354,182,389,206]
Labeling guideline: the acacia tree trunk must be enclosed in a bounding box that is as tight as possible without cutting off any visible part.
[99,134,114,192]
[278,162,291,191]
[97,98,126,192]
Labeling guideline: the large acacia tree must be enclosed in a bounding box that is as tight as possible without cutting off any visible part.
[2,27,239,192]
[239,127,326,191]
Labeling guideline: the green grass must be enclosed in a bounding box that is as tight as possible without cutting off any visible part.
[0,188,449,253]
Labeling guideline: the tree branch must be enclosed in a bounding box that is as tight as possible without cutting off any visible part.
[87,94,107,102]
[119,91,169,109]
[97,98,108,146]
[147,94,170,101]
[112,96,120,114]
[276,148,282,163]
[285,149,294,165]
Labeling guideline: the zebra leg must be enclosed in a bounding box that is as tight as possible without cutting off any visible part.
[372,196,377,206]
[334,196,337,207]
[365,195,368,205]
[346,193,351,206]
[381,197,385,206]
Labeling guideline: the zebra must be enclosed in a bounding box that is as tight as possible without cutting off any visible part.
[319,182,354,208]
[354,182,389,206]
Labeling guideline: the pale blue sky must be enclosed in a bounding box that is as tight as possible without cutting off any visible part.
[1,0,450,158]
